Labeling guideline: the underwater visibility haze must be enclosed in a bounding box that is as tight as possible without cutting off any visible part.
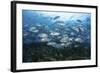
[22,10,91,62]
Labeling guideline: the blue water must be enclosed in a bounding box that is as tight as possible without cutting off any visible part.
[22,10,91,49]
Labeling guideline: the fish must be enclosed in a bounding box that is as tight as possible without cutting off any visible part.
[60,37,69,43]
[36,23,41,27]
[38,33,48,38]
[47,42,56,46]
[23,33,28,36]
[61,43,65,46]
[72,26,79,32]
[77,19,82,23]
[50,32,60,36]
[29,26,36,31]
[53,16,60,20]
[58,23,65,26]
[33,30,39,33]
[40,37,49,42]
[75,38,83,43]
[74,45,79,47]
[55,21,64,24]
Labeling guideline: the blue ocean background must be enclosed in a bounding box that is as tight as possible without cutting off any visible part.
[22,10,91,62]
